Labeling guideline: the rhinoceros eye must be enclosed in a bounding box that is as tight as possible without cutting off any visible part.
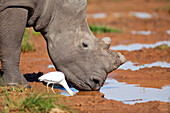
[82,42,88,48]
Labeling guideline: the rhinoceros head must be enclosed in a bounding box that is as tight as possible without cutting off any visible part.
[42,0,125,90]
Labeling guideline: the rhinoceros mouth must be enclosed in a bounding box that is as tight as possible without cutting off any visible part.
[59,68,91,91]
[67,71,106,91]
[60,67,104,91]
[70,79,93,91]
[56,62,106,91]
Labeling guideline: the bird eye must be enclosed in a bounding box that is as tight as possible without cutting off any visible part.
[82,42,88,48]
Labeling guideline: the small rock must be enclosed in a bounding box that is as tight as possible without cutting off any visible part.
[50,107,68,113]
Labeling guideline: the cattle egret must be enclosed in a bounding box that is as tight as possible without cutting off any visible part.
[38,71,74,96]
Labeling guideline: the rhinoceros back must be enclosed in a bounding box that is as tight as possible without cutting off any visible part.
[0,0,36,14]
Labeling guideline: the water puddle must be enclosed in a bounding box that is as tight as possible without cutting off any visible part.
[54,84,79,96]
[131,30,153,35]
[129,12,152,19]
[87,13,106,19]
[100,78,170,105]
[87,12,156,19]
[48,65,55,69]
[60,87,79,96]
[167,30,170,35]
[59,77,170,105]
[118,61,170,71]
[110,41,170,51]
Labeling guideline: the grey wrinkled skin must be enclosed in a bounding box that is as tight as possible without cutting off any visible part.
[0,0,125,90]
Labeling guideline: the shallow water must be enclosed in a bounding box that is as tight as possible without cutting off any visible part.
[110,41,170,51]
[167,30,170,35]
[131,30,153,35]
[100,78,170,105]
[54,84,79,96]
[118,61,170,71]
[87,13,106,18]
[60,87,79,96]
[129,12,152,19]
[59,78,170,105]
[48,65,55,68]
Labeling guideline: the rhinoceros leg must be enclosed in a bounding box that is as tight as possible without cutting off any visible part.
[0,8,30,88]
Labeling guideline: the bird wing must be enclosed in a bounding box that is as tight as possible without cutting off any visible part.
[38,72,65,82]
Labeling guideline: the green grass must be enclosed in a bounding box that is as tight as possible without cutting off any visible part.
[21,29,40,52]
[0,87,73,113]
[154,5,170,12]
[32,30,41,36]
[155,44,169,50]
[89,25,122,34]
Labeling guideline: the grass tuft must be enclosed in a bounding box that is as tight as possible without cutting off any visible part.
[89,25,122,34]
[0,87,73,113]
[155,44,169,50]
[19,93,56,112]
[21,28,40,52]
[154,5,170,12]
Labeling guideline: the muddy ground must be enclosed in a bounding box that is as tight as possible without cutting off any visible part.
[1,0,170,112]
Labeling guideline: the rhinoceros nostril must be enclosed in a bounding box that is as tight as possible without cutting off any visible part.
[93,78,100,84]
[90,77,102,91]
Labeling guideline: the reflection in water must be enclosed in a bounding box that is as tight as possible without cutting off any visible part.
[118,61,170,71]
[60,87,78,96]
[110,41,170,51]
[54,84,78,96]
[100,78,170,105]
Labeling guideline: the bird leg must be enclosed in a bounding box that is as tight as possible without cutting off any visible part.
[51,84,56,94]
[46,83,50,93]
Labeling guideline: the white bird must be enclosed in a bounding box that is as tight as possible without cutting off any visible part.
[38,71,74,96]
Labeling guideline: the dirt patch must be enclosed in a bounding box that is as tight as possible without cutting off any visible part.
[20,35,55,74]
[65,91,169,113]
[113,67,170,89]
[117,47,170,64]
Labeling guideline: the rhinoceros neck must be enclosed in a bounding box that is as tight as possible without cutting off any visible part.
[27,0,54,32]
